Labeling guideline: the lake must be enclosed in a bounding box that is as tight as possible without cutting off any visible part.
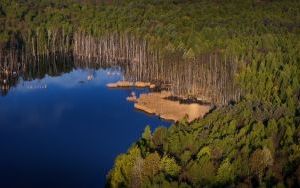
[0,61,171,188]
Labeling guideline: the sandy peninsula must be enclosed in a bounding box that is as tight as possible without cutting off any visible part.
[131,91,211,122]
[107,81,211,122]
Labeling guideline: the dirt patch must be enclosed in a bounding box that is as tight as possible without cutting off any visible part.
[132,91,211,122]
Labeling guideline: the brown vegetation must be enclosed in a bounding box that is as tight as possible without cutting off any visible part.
[133,91,211,122]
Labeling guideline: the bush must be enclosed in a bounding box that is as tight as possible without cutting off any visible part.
[160,156,181,177]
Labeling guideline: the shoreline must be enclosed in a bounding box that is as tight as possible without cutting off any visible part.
[107,81,211,122]
[106,81,155,89]
[132,91,211,122]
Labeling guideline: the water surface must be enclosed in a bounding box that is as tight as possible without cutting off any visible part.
[0,65,170,187]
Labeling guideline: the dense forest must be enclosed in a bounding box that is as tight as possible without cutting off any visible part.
[1,0,300,187]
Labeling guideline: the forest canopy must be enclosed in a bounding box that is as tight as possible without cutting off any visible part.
[1,0,299,56]
[1,0,300,187]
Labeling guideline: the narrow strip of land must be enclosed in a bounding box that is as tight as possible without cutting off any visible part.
[107,81,155,88]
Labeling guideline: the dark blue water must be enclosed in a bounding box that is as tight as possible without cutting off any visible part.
[0,68,170,188]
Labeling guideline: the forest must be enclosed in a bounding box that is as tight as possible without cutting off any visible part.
[1,0,300,187]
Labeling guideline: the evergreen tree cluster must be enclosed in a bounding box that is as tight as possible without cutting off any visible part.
[108,98,300,187]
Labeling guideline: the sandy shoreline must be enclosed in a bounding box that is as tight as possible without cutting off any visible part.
[132,91,211,122]
[107,81,211,122]
[107,81,155,88]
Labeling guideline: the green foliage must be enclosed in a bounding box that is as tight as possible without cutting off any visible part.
[105,20,300,185]
[1,0,300,59]
[249,147,274,181]
[142,125,152,141]
[187,155,216,186]
[109,146,141,188]
[1,0,299,187]
[197,146,211,159]
[109,100,300,187]
[216,159,235,185]
[142,152,161,181]
[152,126,167,147]
[160,155,181,177]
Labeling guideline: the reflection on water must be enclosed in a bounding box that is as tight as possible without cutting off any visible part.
[0,55,170,187]
[1,40,241,105]
[0,54,124,96]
